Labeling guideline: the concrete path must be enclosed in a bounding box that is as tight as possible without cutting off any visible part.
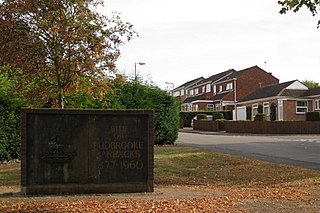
[177,130,320,170]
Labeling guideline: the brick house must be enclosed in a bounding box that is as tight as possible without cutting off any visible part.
[304,87,320,112]
[235,80,314,121]
[177,65,279,112]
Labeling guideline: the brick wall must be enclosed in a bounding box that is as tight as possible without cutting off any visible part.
[226,121,320,134]
[236,66,279,101]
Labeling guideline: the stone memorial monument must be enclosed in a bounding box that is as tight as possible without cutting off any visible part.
[21,109,154,195]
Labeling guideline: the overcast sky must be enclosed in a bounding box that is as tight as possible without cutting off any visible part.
[102,0,320,89]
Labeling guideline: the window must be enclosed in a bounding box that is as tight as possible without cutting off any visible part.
[173,91,180,97]
[206,84,211,93]
[278,100,283,121]
[213,85,216,94]
[189,90,194,96]
[181,89,184,96]
[194,88,199,95]
[226,82,233,90]
[207,104,214,110]
[263,102,270,116]
[219,85,223,92]
[296,101,308,114]
[215,104,221,111]
[202,86,205,93]
[252,104,258,119]
[315,99,320,110]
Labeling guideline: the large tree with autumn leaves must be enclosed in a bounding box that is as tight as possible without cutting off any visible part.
[0,0,135,108]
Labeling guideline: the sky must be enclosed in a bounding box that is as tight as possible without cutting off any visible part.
[101,0,320,89]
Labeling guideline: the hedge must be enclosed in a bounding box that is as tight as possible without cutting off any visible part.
[0,99,21,161]
[306,112,320,121]
[180,110,232,127]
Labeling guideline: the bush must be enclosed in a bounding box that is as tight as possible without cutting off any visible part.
[246,106,252,120]
[306,112,320,121]
[270,103,277,121]
[0,100,21,161]
[212,112,224,120]
[118,80,179,145]
[220,110,233,120]
[216,119,226,130]
[254,113,267,121]
[196,114,208,120]
[179,111,213,127]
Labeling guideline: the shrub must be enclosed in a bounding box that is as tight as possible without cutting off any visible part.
[179,111,213,127]
[254,113,267,121]
[216,119,226,130]
[219,110,233,120]
[0,100,21,161]
[270,103,277,121]
[306,112,320,121]
[212,112,224,120]
[246,106,252,120]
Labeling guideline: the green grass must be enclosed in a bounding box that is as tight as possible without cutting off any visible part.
[0,167,20,186]
[154,146,320,187]
[1,146,320,188]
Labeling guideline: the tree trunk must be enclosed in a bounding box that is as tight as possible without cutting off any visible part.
[58,88,65,109]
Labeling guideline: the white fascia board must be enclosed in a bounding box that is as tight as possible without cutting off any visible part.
[237,96,280,105]
[191,100,214,104]
[214,78,237,85]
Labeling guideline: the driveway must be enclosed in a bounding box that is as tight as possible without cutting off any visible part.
[177,131,320,170]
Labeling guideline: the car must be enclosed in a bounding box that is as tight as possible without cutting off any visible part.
[191,115,213,127]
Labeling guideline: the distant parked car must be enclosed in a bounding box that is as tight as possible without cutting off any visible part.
[191,115,213,127]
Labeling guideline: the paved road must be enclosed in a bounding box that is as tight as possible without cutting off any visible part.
[177,132,320,170]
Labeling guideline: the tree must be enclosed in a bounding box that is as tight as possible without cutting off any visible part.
[278,0,320,26]
[0,0,136,108]
[302,79,319,88]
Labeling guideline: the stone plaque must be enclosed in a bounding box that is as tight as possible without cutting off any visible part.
[21,109,154,195]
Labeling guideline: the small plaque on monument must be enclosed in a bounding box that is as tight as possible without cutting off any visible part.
[21,109,154,195]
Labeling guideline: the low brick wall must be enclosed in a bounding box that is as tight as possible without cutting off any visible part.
[193,120,220,131]
[225,121,320,134]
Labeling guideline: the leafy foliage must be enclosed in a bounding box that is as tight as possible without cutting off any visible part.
[118,80,180,145]
[246,106,252,120]
[270,103,277,121]
[306,111,320,121]
[0,67,26,161]
[0,0,136,108]
[302,79,320,88]
[278,0,320,27]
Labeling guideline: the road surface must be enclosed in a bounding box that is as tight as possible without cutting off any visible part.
[177,132,320,170]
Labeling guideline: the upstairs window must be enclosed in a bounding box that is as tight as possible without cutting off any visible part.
[194,88,199,95]
[296,101,308,114]
[189,90,194,96]
[202,86,205,93]
[219,85,223,92]
[206,84,211,93]
[213,85,216,94]
[181,89,185,96]
[226,82,233,90]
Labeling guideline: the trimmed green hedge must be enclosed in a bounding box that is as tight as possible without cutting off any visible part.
[180,110,232,127]
[0,100,20,161]
[306,112,320,121]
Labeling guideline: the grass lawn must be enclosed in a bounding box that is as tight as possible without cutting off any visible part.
[0,146,319,188]
[154,145,320,187]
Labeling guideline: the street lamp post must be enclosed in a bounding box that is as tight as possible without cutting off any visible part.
[134,62,146,80]
[165,82,174,96]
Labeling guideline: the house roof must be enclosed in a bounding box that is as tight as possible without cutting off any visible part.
[203,69,236,83]
[239,80,297,102]
[175,77,204,89]
[183,93,213,103]
[304,87,320,97]
[212,92,229,101]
